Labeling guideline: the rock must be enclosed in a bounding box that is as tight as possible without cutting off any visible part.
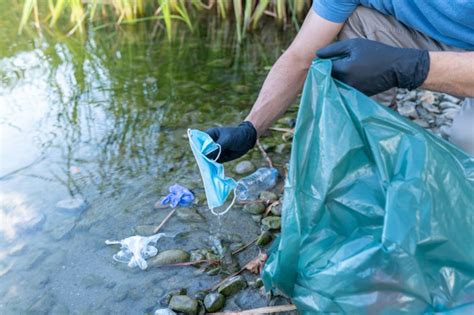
[149,250,190,267]
[413,119,430,128]
[176,208,204,223]
[251,215,262,223]
[442,94,461,104]
[56,197,88,215]
[155,309,177,315]
[243,203,265,215]
[81,274,105,288]
[422,102,441,113]
[402,90,417,101]
[134,225,156,235]
[164,288,187,305]
[442,108,460,120]
[169,295,198,314]
[204,293,225,312]
[189,249,207,262]
[193,290,209,301]
[439,101,460,110]
[261,216,281,230]
[217,275,247,297]
[271,203,282,216]
[397,101,417,118]
[259,191,278,202]
[419,91,435,104]
[256,231,273,246]
[233,161,255,175]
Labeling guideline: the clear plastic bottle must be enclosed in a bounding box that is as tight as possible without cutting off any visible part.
[235,167,279,201]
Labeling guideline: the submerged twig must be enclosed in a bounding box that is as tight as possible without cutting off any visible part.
[231,237,257,256]
[256,140,273,168]
[153,207,177,233]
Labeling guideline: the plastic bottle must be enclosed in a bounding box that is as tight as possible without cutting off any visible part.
[235,167,279,201]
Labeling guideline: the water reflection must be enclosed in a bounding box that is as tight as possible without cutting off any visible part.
[0,5,295,312]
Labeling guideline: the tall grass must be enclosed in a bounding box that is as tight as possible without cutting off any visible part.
[19,0,310,41]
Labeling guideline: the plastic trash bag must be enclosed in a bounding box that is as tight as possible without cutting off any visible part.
[188,129,237,215]
[161,184,194,208]
[262,59,474,314]
[105,233,166,270]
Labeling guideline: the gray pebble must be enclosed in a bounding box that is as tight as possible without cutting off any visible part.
[149,249,190,267]
[233,160,256,175]
[169,295,198,314]
[259,191,278,202]
[261,216,281,230]
[243,203,265,215]
[217,275,247,296]
[204,293,225,312]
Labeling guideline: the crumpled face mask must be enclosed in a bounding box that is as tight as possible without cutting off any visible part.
[188,129,237,215]
[105,233,166,270]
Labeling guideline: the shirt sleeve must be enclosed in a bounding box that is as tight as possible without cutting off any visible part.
[312,0,360,23]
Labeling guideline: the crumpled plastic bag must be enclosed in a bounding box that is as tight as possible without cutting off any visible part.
[105,233,166,270]
[161,184,194,208]
[262,59,474,314]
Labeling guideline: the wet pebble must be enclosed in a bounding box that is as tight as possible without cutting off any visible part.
[259,191,278,202]
[243,203,265,215]
[397,101,417,118]
[189,249,207,262]
[176,208,204,223]
[169,295,198,314]
[204,293,225,312]
[233,160,256,175]
[149,249,190,267]
[56,197,88,215]
[256,231,273,246]
[164,288,187,305]
[251,215,262,223]
[261,216,281,230]
[271,203,282,216]
[155,309,177,315]
[217,275,247,297]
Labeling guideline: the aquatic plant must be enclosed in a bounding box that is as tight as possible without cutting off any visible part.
[18,0,310,41]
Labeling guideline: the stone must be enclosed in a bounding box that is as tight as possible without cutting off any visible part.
[165,288,187,305]
[176,208,204,223]
[251,215,262,223]
[81,274,105,288]
[442,108,460,120]
[259,191,278,202]
[155,309,177,315]
[149,250,190,267]
[413,119,430,128]
[271,203,282,216]
[419,91,435,104]
[256,231,273,246]
[422,102,441,114]
[397,101,417,118]
[439,101,460,109]
[217,275,247,296]
[169,295,198,314]
[204,293,225,312]
[233,160,256,175]
[243,203,265,215]
[189,249,207,262]
[134,225,156,235]
[442,94,461,104]
[56,197,88,215]
[193,290,209,301]
[261,216,281,230]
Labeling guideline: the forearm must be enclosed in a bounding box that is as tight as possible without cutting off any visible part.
[245,11,343,136]
[422,51,474,97]
[245,51,309,135]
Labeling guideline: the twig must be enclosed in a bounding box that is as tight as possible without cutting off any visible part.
[231,238,257,256]
[153,207,177,233]
[256,140,274,168]
[264,201,280,217]
[208,304,297,314]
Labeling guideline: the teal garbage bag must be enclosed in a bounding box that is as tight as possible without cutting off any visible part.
[262,59,474,314]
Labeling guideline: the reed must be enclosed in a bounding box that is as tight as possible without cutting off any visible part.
[19,0,310,41]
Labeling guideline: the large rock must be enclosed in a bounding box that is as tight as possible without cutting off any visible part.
[256,231,273,246]
[204,293,225,312]
[169,295,198,314]
[261,216,281,230]
[243,203,265,215]
[259,191,278,202]
[149,250,190,267]
[233,161,255,175]
[217,275,247,297]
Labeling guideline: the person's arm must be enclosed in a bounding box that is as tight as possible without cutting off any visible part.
[245,10,344,136]
[423,52,474,97]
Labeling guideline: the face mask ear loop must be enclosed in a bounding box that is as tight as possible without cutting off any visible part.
[214,144,222,162]
[210,188,236,216]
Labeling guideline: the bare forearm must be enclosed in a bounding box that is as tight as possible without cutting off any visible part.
[245,11,343,136]
[245,52,309,135]
[422,51,474,97]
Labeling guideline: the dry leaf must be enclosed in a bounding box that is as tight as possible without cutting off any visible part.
[244,252,268,274]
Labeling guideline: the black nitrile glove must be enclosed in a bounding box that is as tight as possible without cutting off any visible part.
[205,121,257,163]
[316,38,430,96]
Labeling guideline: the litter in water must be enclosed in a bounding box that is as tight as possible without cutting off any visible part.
[105,233,166,270]
[161,184,194,208]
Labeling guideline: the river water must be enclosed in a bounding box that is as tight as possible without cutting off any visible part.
[0,3,296,314]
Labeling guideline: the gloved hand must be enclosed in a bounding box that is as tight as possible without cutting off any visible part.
[205,121,257,163]
[316,38,430,96]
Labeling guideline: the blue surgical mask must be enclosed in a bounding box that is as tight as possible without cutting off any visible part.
[188,129,237,215]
